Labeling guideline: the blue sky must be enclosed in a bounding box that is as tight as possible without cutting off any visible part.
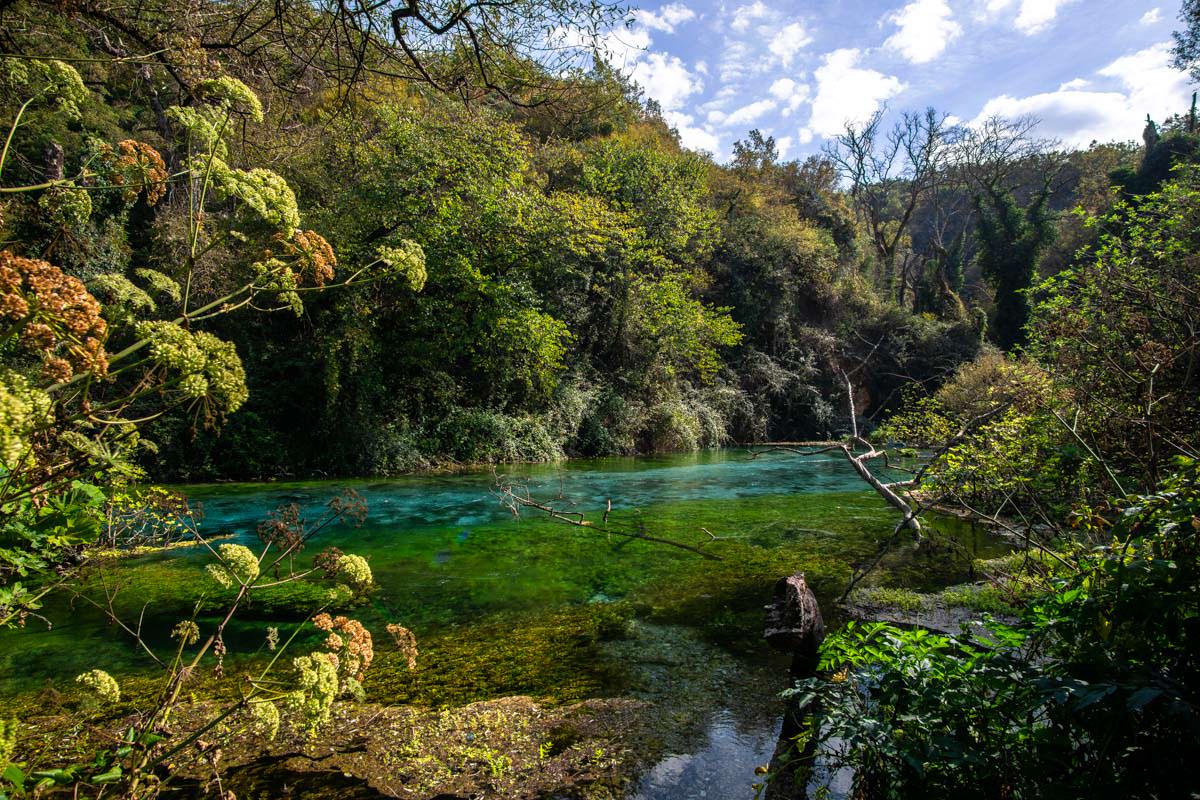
[592,0,1191,161]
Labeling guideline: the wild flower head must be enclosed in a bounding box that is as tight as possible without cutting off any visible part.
[249,699,281,740]
[257,503,304,552]
[288,652,338,734]
[278,230,336,287]
[136,321,248,414]
[89,139,168,206]
[171,620,201,646]
[335,553,373,592]
[75,669,120,705]
[38,185,92,229]
[1,57,88,118]
[0,251,109,381]
[312,613,374,684]
[375,238,427,291]
[0,369,52,470]
[205,543,260,588]
[386,623,419,671]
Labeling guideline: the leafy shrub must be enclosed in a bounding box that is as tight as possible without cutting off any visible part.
[641,397,702,452]
[790,459,1200,799]
[427,408,562,464]
[571,388,645,456]
[937,583,1016,614]
[360,425,430,476]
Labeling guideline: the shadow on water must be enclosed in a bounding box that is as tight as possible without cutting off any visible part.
[0,449,1008,799]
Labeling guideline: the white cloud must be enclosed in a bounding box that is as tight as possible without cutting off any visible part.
[970,43,1191,146]
[971,90,1131,145]
[980,0,1076,34]
[769,78,798,100]
[637,3,697,33]
[1141,7,1162,25]
[631,52,703,110]
[768,22,813,66]
[1014,0,1077,34]
[808,49,906,137]
[769,77,810,114]
[723,98,779,127]
[664,110,721,154]
[798,128,815,145]
[730,0,770,32]
[885,0,962,64]
[1098,41,1192,119]
[1059,78,1090,91]
[719,39,756,83]
[776,135,794,158]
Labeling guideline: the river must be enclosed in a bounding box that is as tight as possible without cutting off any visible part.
[0,449,1002,798]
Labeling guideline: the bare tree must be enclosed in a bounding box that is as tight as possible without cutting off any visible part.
[953,114,1057,194]
[827,107,959,304]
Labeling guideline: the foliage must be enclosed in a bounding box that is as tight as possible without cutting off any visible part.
[973,185,1056,351]
[1030,166,1200,491]
[1,492,409,799]
[790,459,1200,799]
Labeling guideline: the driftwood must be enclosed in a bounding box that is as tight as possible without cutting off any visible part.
[764,573,826,669]
[762,573,825,800]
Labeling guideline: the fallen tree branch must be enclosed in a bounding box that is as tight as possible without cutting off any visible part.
[492,480,723,561]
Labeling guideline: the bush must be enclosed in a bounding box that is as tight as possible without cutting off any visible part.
[789,459,1200,799]
[360,424,430,476]
[641,397,702,452]
[426,408,562,464]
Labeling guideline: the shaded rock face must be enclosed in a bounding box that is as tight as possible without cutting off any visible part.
[764,573,825,664]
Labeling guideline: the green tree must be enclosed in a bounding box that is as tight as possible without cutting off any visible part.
[974,185,1055,350]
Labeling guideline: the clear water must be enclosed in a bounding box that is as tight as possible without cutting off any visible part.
[0,449,1002,798]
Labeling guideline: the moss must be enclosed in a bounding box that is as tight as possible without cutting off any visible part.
[938,583,1017,614]
[849,586,928,612]
[366,604,632,708]
[72,558,358,622]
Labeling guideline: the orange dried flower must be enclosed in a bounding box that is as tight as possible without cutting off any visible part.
[278,230,336,287]
[0,250,108,379]
[311,613,373,683]
[94,140,168,205]
[41,356,73,383]
[386,623,418,671]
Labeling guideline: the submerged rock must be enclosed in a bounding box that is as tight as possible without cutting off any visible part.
[171,696,651,799]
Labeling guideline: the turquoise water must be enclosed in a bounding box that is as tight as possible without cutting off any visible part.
[185,448,899,535]
[0,449,1001,798]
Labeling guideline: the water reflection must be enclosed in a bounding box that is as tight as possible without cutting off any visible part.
[631,710,779,800]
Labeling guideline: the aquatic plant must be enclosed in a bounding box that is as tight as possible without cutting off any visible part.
[0,717,15,769]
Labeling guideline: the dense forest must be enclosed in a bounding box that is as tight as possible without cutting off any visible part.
[1,0,1199,797]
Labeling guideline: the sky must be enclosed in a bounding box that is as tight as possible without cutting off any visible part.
[591,0,1193,161]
